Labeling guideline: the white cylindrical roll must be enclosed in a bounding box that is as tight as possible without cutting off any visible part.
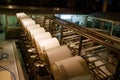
[20,18,32,24]
[26,24,41,34]
[44,45,72,72]
[26,24,41,35]
[37,38,60,60]
[29,27,45,40]
[20,18,32,26]
[34,32,52,41]
[22,20,36,27]
[22,20,36,35]
[52,56,91,80]
[33,32,52,48]
[16,12,27,19]
[26,24,41,31]
[19,17,30,22]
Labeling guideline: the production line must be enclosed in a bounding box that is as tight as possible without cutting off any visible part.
[16,12,91,80]
[44,16,120,80]
[16,12,120,80]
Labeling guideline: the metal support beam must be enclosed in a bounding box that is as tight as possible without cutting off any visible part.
[78,36,83,55]
[113,60,120,80]
[102,0,108,12]
[60,26,63,45]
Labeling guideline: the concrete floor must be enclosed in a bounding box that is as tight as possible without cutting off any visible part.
[0,31,29,80]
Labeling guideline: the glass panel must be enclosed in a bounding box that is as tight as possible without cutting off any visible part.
[72,15,86,26]
[103,21,112,31]
[112,24,120,38]
[60,14,72,21]
[55,14,87,26]
[86,17,94,28]
[93,19,101,29]
[7,15,20,28]
[0,14,6,32]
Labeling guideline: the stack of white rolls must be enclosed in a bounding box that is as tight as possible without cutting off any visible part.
[16,12,91,80]
[16,12,27,19]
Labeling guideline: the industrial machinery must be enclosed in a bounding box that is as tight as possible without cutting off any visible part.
[0,41,25,80]
[16,12,120,80]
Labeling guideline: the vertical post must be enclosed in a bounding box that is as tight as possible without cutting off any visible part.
[48,19,51,32]
[113,59,120,80]
[78,36,83,55]
[92,19,95,28]
[100,21,104,29]
[102,0,108,12]
[51,21,55,34]
[42,17,46,27]
[84,16,88,27]
[5,15,8,32]
[60,26,63,45]
[110,22,114,36]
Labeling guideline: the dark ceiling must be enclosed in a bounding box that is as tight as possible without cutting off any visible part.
[0,0,119,13]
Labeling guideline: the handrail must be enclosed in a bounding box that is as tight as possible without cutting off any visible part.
[54,16,120,44]
[44,16,120,57]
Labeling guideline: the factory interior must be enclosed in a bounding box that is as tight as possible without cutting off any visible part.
[0,0,120,80]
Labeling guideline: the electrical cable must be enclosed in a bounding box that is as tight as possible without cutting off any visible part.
[0,65,16,80]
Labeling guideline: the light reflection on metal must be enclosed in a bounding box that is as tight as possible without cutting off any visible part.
[30,54,37,59]
[53,7,60,11]
[28,48,36,52]
[34,61,45,67]
[8,5,13,9]
[29,7,37,10]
